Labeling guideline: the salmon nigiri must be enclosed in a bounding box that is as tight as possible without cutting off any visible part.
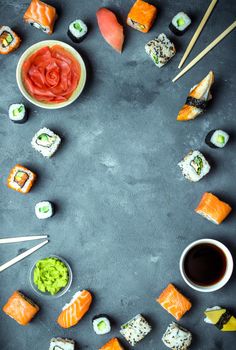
[57,290,92,328]
[100,338,124,350]
[195,192,232,224]
[157,284,192,320]
[96,8,124,53]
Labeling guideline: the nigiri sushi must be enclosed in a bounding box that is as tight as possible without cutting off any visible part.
[195,192,232,225]
[57,290,92,328]
[177,71,214,121]
[0,26,21,54]
[100,338,124,350]
[157,284,192,320]
[3,291,39,325]
[96,8,124,53]
[24,0,58,35]
[204,306,236,331]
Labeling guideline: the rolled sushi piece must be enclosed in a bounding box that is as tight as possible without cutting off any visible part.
[35,201,54,219]
[31,127,61,158]
[162,322,192,350]
[169,12,191,36]
[204,306,236,331]
[0,26,21,54]
[205,130,229,148]
[49,337,75,350]
[8,103,27,124]
[145,33,176,68]
[93,314,111,335]
[68,19,88,43]
[178,150,210,182]
[120,314,152,346]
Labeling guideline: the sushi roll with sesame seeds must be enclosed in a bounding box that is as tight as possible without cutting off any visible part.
[120,314,151,346]
[145,33,176,68]
[162,322,192,350]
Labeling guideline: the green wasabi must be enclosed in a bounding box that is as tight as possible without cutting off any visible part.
[33,257,69,295]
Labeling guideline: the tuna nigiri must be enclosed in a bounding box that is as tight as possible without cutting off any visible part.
[157,284,192,320]
[57,290,92,328]
[100,338,124,350]
[96,8,124,53]
[195,192,232,224]
[3,291,39,326]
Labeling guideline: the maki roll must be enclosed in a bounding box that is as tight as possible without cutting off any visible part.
[7,164,36,194]
[120,314,152,346]
[205,130,229,148]
[0,26,21,54]
[31,127,61,158]
[169,12,191,36]
[35,201,54,219]
[49,338,75,350]
[8,103,27,124]
[204,306,236,331]
[93,314,111,335]
[178,150,210,182]
[127,0,157,33]
[162,322,192,349]
[68,19,88,43]
[145,33,176,68]
[100,338,124,350]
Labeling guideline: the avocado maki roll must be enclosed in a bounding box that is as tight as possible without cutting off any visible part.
[35,201,54,219]
[92,314,111,335]
[8,103,27,123]
[169,12,191,36]
[205,130,229,148]
[67,19,88,43]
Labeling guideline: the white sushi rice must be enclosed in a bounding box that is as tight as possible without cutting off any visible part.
[29,21,50,33]
[204,306,221,324]
[49,337,75,350]
[210,130,229,148]
[93,315,111,335]
[8,166,35,193]
[8,103,25,121]
[162,322,192,350]
[178,150,210,182]
[35,201,53,219]
[145,33,176,68]
[69,19,87,39]
[172,12,191,32]
[62,291,83,311]
[120,314,152,346]
[31,127,61,158]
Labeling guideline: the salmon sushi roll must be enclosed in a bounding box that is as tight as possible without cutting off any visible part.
[7,164,36,194]
[24,0,58,35]
[195,192,232,225]
[157,284,192,320]
[127,0,157,33]
[3,291,39,326]
[100,338,124,350]
[0,26,21,54]
[57,290,92,328]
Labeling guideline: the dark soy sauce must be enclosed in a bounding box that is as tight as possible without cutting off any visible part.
[184,243,227,286]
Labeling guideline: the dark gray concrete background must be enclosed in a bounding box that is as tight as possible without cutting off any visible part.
[0,0,236,349]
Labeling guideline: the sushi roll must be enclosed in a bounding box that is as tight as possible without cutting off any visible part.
[31,127,61,158]
[0,26,21,54]
[204,306,236,331]
[145,33,176,68]
[8,103,27,124]
[93,314,111,335]
[68,19,88,43]
[100,338,124,350]
[205,130,229,148]
[7,164,36,194]
[169,12,191,36]
[35,201,54,219]
[162,322,192,349]
[120,314,152,346]
[178,150,210,182]
[127,0,157,33]
[3,291,39,326]
[49,338,75,350]
[24,0,58,35]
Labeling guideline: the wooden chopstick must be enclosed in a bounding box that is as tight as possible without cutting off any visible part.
[0,235,48,244]
[0,240,48,272]
[178,0,218,69]
[173,20,236,82]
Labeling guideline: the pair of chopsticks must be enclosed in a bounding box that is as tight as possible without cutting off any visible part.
[0,235,48,272]
[173,0,236,82]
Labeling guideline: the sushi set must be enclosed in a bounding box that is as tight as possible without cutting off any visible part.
[0,0,236,348]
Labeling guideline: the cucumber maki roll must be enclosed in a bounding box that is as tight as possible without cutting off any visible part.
[35,201,54,219]
[205,130,229,148]
[67,19,88,43]
[8,103,27,123]
[169,12,191,36]
[92,314,111,335]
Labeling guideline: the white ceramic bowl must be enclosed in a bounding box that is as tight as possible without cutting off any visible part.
[179,239,234,292]
[16,40,86,109]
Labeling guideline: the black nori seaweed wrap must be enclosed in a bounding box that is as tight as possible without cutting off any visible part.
[186,96,208,111]
[205,130,217,148]
[169,22,186,36]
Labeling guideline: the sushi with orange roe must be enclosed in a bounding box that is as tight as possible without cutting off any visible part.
[127,0,157,33]
[100,338,124,350]
[0,26,21,54]
[24,0,57,34]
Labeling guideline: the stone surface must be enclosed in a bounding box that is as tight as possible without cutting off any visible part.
[0,0,236,349]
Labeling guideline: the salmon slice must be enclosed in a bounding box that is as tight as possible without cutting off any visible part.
[177,71,214,121]
[195,192,232,224]
[57,290,92,328]
[3,291,39,326]
[96,8,124,53]
[100,338,124,350]
[157,284,192,320]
